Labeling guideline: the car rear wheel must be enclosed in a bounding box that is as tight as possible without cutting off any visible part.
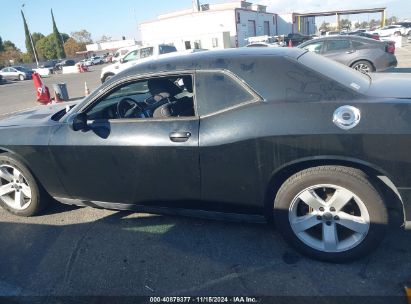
[19,74,25,81]
[352,60,374,74]
[394,31,401,37]
[0,153,48,216]
[102,73,114,83]
[273,166,388,262]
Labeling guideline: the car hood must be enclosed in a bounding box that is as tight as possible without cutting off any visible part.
[366,73,411,99]
[0,101,79,128]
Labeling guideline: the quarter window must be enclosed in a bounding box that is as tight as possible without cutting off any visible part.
[195,71,256,116]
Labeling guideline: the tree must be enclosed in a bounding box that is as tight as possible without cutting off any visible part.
[61,33,70,43]
[97,35,112,43]
[386,16,398,25]
[51,9,66,58]
[36,34,58,60]
[21,10,36,62]
[369,19,379,30]
[31,32,45,46]
[319,21,331,32]
[70,30,93,44]
[340,19,352,30]
[0,40,23,65]
[0,36,4,52]
[64,37,86,58]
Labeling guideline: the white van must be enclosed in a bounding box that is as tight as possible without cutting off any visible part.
[100,44,177,83]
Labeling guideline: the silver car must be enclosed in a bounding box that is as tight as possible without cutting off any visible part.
[0,66,33,81]
[297,36,397,74]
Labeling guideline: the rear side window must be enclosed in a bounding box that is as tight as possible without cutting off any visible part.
[140,47,154,58]
[352,41,365,49]
[326,40,351,51]
[195,71,256,116]
[159,45,177,54]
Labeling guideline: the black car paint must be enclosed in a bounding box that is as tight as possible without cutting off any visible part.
[0,48,410,227]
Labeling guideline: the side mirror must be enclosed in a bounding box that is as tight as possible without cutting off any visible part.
[70,112,88,131]
[120,58,125,64]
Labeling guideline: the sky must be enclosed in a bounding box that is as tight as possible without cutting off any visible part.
[0,0,410,52]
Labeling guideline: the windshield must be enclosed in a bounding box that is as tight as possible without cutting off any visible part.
[298,51,370,94]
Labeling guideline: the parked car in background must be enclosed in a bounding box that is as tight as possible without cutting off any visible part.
[55,59,76,70]
[297,36,397,73]
[284,33,311,46]
[100,44,178,83]
[0,66,33,81]
[347,31,380,40]
[373,25,406,37]
[246,42,280,47]
[395,22,411,35]
[1,48,411,262]
[39,60,58,73]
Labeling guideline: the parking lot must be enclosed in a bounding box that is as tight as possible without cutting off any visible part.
[0,43,411,300]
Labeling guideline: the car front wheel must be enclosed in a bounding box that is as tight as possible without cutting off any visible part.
[19,74,25,81]
[0,153,48,216]
[273,166,388,262]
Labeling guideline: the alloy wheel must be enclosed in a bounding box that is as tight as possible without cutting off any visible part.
[0,165,32,210]
[288,184,370,253]
[353,63,371,74]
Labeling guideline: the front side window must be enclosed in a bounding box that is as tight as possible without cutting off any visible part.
[301,41,324,54]
[123,50,140,63]
[195,71,256,116]
[85,74,195,120]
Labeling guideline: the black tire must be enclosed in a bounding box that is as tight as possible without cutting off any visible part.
[273,166,388,262]
[0,153,49,216]
[19,74,25,81]
[101,73,114,83]
[394,31,401,37]
[351,60,374,74]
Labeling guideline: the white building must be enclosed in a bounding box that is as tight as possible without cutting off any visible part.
[278,13,316,36]
[86,39,139,53]
[140,1,279,49]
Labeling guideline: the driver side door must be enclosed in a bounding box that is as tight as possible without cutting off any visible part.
[49,74,200,207]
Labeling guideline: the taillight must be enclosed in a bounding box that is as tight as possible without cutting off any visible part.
[386,42,395,54]
[372,34,380,40]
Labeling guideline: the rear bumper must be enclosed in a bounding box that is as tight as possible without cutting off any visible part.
[375,54,397,72]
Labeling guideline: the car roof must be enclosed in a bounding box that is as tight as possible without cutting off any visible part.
[118,47,306,79]
[302,35,379,43]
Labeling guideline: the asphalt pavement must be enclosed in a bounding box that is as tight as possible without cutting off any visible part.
[0,204,410,297]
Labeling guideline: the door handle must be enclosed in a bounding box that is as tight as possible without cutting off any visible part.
[346,50,355,54]
[169,132,191,142]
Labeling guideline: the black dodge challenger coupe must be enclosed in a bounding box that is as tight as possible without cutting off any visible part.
[0,48,410,262]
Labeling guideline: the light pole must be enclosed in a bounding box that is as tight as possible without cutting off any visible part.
[22,4,39,67]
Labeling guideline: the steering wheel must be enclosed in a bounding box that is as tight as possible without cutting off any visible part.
[143,95,173,114]
[116,98,146,118]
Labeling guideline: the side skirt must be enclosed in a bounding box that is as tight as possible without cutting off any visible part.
[54,197,267,224]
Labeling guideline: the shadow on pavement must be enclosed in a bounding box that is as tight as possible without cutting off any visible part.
[0,208,410,298]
